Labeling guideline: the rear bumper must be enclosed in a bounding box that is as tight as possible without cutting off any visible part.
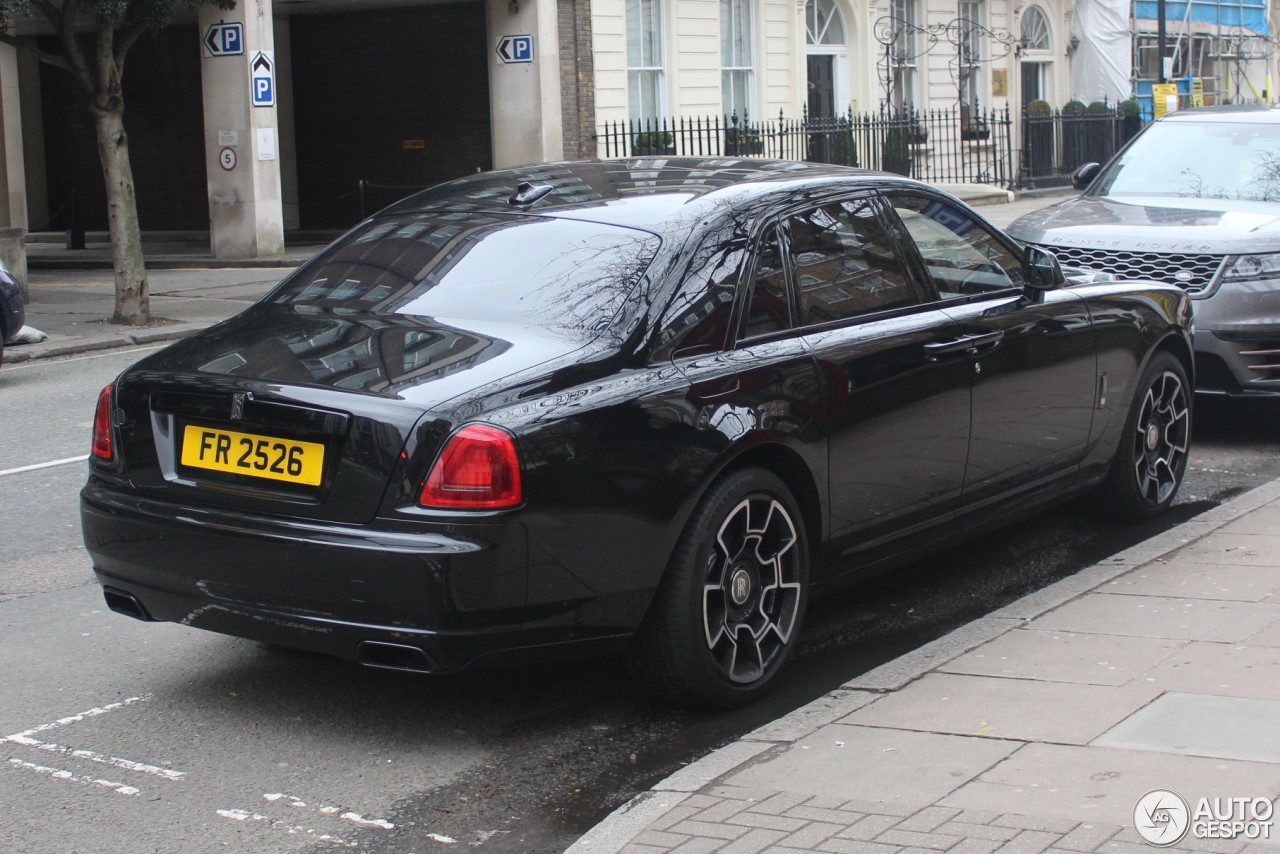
[81,480,630,671]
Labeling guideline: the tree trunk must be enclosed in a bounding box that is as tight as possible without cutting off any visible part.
[93,108,149,325]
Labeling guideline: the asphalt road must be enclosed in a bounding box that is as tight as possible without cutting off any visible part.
[2,333,1279,853]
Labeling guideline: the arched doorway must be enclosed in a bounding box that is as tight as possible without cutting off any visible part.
[806,0,849,117]
[1019,5,1053,104]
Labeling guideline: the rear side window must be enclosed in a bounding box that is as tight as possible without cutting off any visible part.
[786,198,918,326]
[270,215,660,342]
[742,226,792,339]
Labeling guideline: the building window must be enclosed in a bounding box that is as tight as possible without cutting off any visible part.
[958,0,983,121]
[890,0,919,112]
[1020,6,1051,52]
[806,0,846,45]
[721,0,754,119]
[627,0,665,122]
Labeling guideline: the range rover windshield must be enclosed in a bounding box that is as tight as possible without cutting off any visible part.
[1094,119,1280,202]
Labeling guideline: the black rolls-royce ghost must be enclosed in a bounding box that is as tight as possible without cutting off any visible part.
[82,159,1193,706]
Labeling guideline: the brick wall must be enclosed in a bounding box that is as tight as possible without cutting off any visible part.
[558,0,596,160]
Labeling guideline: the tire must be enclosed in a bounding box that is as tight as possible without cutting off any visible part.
[1099,351,1192,521]
[629,468,810,707]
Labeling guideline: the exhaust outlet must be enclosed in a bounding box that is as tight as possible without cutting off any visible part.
[102,588,153,621]
[356,641,435,673]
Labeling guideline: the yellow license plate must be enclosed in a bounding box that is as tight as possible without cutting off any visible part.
[180,425,325,486]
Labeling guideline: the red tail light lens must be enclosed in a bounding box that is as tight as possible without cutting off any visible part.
[92,384,114,460]
[418,424,522,509]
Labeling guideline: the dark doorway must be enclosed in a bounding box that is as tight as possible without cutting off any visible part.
[807,55,836,118]
[289,3,491,228]
[38,26,206,232]
[1021,62,1044,104]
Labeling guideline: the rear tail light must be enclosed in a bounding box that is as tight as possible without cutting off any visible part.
[418,424,522,509]
[92,384,114,460]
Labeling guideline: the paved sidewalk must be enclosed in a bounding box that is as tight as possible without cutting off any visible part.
[571,479,1280,853]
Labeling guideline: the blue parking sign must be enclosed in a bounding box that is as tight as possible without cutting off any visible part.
[250,51,275,107]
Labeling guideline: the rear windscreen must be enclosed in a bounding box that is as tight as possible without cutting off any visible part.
[271,214,661,341]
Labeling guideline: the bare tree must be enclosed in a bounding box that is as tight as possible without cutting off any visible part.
[0,0,232,324]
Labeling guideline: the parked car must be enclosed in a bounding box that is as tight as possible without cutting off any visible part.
[1008,104,1280,397]
[0,257,25,367]
[82,159,1193,706]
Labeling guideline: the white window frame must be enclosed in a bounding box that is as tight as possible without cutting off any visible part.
[627,0,666,124]
[721,0,755,120]
[958,0,984,118]
[890,0,920,113]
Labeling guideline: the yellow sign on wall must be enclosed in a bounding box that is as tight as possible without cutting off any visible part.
[1152,83,1179,118]
[992,69,1008,98]
[1191,78,1205,107]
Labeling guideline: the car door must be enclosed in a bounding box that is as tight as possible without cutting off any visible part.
[745,193,973,562]
[882,190,1097,509]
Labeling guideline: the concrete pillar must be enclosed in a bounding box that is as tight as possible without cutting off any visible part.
[17,48,46,232]
[488,0,565,168]
[0,43,28,229]
[198,0,285,258]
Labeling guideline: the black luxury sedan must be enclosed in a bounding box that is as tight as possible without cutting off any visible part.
[1008,105,1280,397]
[82,159,1193,706]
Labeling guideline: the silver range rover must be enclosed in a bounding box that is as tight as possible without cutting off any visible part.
[1008,105,1280,397]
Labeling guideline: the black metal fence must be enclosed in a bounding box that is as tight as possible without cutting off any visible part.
[598,106,1144,191]
[597,108,1017,187]
[1019,107,1143,189]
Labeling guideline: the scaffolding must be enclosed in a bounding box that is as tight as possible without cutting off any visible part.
[1131,0,1275,110]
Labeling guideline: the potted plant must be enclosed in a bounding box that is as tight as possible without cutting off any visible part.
[961,116,990,141]
[632,131,675,156]
[725,125,764,155]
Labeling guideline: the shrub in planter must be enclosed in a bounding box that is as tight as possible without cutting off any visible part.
[725,126,764,155]
[632,131,675,155]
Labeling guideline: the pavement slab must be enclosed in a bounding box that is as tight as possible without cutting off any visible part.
[1137,640,1280,699]
[725,725,1019,807]
[939,743,1280,828]
[841,673,1161,745]
[1102,561,1280,602]
[1031,593,1280,642]
[1093,693,1280,763]
[940,629,1184,686]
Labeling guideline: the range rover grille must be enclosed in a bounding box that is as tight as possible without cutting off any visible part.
[1032,244,1226,294]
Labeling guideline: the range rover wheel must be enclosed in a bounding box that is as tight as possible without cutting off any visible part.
[1100,351,1191,521]
[629,469,809,707]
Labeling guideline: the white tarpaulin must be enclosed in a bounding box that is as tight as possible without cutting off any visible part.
[1070,0,1132,103]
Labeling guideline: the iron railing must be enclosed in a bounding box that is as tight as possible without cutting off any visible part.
[1019,107,1143,189]
[597,108,1018,188]
[599,106,1145,191]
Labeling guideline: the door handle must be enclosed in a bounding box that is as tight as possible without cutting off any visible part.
[923,330,1005,359]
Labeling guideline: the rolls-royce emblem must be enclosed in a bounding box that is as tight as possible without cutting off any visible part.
[230,392,251,420]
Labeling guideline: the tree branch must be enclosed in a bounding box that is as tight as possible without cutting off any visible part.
[55,0,97,99]
[0,31,71,70]
[114,19,151,74]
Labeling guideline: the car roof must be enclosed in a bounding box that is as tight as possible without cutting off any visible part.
[1159,104,1280,124]
[377,158,926,231]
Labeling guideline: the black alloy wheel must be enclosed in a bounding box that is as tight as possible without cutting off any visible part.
[1100,351,1191,521]
[629,469,809,707]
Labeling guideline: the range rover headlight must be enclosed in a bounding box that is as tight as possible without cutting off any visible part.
[1222,253,1280,283]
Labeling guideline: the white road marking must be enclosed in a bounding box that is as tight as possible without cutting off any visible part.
[7,758,140,796]
[0,455,89,477]
[3,696,186,782]
[215,809,358,848]
[216,792,396,847]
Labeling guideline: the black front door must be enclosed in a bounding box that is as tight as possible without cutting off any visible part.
[807,55,836,118]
